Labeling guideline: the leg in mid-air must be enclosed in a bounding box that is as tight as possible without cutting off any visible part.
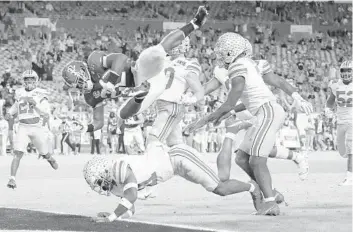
[168,144,263,211]
[7,150,24,189]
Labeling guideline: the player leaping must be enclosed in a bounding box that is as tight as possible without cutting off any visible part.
[7,70,57,189]
[326,60,352,186]
[84,142,262,223]
[61,6,209,133]
[184,33,313,216]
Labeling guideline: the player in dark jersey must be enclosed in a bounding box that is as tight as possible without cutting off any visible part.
[62,6,208,132]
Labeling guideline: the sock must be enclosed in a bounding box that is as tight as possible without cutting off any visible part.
[264,197,275,202]
[347,171,352,178]
[10,176,15,180]
[248,183,255,193]
[269,146,297,160]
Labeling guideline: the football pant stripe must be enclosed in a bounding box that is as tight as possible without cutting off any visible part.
[158,102,179,141]
[251,102,274,156]
[169,147,220,184]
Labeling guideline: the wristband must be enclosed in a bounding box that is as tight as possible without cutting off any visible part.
[108,212,117,222]
[120,198,133,210]
[180,23,195,37]
[225,132,237,141]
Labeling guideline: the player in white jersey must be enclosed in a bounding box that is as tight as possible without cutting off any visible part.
[6,70,58,189]
[184,33,313,216]
[148,36,204,147]
[326,60,352,186]
[84,142,263,223]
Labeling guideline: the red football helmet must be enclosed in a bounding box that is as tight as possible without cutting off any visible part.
[62,60,93,91]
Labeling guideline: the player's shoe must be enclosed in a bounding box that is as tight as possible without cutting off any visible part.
[256,201,280,216]
[273,189,285,205]
[7,178,16,189]
[249,180,262,210]
[42,155,59,170]
[225,117,253,135]
[293,151,309,181]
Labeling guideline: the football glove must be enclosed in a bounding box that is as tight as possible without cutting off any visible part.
[292,92,313,115]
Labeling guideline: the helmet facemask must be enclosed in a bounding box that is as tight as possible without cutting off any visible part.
[65,62,93,93]
[91,170,114,196]
[340,68,352,85]
[24,76,37,91]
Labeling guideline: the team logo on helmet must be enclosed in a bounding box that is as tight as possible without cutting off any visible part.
[214,33,247,67]
[62,61,93,92]
[340,60,352,84]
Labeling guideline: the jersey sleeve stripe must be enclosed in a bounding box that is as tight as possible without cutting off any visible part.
[228,63,243,70]
[229,68,247,79]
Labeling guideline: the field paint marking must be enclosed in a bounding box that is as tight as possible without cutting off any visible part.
[3,207,237,232]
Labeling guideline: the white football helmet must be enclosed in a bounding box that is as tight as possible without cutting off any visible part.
[214,33,247,67]
[340,60,352,84]
[170,36,190,56]
[83,156,114,196]
[22,70,39,91]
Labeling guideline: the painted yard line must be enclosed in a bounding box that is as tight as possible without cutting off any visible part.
[2,207,237,232]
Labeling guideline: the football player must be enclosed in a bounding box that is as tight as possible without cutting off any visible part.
[326,60,352,186]
[184,33,313,216]
[61,6,209,133]
[7,70,58,189]
[148,36,205,148]
[84,143,262,223]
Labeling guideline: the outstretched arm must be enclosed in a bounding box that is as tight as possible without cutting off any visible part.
[203,78,222,95]
[262,71,296,96]
[93,167,138,222]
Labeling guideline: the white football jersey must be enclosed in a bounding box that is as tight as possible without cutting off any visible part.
[330,79,352,124]
[228,57,276,115]
[110,155,158,197]
[158,57,201,103]
[11,87,49,125]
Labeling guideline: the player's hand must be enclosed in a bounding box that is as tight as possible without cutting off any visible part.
[183,122,196,136]
[191,6,209,29]
[91,216,111,223]
[97,212,110,218]
[292,92,313,115]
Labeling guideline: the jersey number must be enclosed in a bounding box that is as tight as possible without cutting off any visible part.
[19,102,34,114]
[337,91,352,107]
[138,172,158,190]
[165,67,175,90]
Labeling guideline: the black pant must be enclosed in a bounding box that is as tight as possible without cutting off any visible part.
[118,134,125,153]
[61,133,75,153]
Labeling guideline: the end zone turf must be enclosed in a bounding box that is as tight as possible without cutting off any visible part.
[0,208,222,232]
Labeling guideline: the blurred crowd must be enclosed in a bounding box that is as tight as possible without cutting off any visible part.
[0,1,351,155]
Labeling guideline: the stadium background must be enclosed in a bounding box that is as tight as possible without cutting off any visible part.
[0,1,351,155]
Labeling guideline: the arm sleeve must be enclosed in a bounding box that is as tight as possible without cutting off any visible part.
[228,61,248,81]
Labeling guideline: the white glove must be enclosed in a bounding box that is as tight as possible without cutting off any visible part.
[179,94,197,105]
[292,92,313,115]
[100,80,116,93]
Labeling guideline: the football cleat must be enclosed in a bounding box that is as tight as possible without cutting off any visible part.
[191,6,209,29]
[249,180,263,211]
[256,201,280,216]
[7,178,16,189]
[293,152,309,181]
[42,155,59,170]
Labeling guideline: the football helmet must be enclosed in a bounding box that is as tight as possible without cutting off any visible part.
[83,156,114,196]
[22,70,38,91]
[244,38,253,58]
[62,60,93,92]
[214,33,247,67]
[340,60,352,84]
[170,36,190,56]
